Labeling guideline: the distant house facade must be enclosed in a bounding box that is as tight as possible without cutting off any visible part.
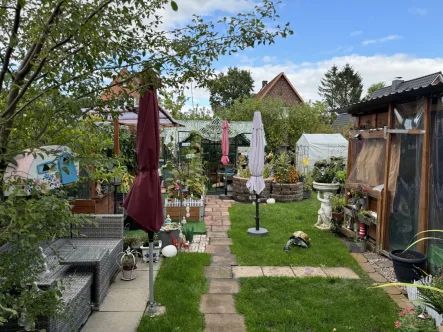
[255,72,304,105]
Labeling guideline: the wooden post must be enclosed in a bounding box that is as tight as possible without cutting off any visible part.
[380,103,394,252]
[114,120,120,156]
[418,97,430,253]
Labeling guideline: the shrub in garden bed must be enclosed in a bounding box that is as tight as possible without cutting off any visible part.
[271,152,303,202]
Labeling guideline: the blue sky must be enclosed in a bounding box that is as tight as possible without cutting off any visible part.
[166,0,443,111]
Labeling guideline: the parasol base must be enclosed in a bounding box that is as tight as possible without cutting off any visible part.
[247,227,269,236]
[219,193,233,200]
[144,304,166,317]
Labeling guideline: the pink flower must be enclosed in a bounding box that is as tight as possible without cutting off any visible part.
[404,307,411,313]
[395,321,402,327]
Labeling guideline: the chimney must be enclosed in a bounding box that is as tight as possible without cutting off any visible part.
[262,80,268,89]
[392,77,404,93]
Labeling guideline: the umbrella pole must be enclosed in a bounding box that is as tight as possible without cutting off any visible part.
[224,175,228,196]
[255,193,260,230]
[147,231,157,314]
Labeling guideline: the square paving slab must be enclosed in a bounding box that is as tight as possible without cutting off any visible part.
[232,266,263,278]
[262,266,295,277]
[208,279,240,294]
[321,267,360,279]
[292,266,327,277]
[204,314,246,332]
[204,266,233,279]
[200,294,237,314]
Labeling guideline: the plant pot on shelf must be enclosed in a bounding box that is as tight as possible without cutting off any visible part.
[332,211,344,222]
[140,240,163,263]
[390,250,427,283]
[122,267,137,281]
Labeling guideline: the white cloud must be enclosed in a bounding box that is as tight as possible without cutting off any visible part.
[409,7,428,16]
[179,54,443,107]
[349,30,363,37]
[362,34,402,46]
[158,0,257,29]
[262,56,277,63]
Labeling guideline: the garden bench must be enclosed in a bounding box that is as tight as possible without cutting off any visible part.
[0,214,123,331]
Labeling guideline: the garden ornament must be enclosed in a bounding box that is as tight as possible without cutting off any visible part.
[284,231,311,252]
[315,191,333,230]
[165,215,172,225]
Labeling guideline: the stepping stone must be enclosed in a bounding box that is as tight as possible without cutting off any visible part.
[359,262,376,273]
[321,267,360,279]
[207,231,229,238]
[212,225,230,232]
[383,286,402,295]
[368,272,387,283]
[206,245,231,256]
[262,266,294,277]
[205,266,232,279]
[211,255,237,266]
[208,279,240,294]
[200,294,236,314]
[205,314,246,332]
[232,266,263,278]
[351,253,368,263]
[292,266,327,277]
[390,294,415,309]
[211,238,233,246]
[376,261,393,268]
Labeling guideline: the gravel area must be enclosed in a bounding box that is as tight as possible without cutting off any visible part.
[363,252,407,293]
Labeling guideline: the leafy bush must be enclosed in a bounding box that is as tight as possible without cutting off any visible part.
[0,188,90,326]
[312,156,346,183]
[273,153,299,183]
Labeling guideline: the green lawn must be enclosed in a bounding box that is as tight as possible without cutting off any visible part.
[236,277,399,332]
[138,253,211,332]
[229,199,360,271]
[230,199,400,331]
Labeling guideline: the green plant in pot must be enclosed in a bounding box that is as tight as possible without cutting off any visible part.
[118,248,139,281]
[331,194,345,222]
[357,210,374,224]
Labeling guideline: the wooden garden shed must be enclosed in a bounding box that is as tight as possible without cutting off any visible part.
[337,72,443,270]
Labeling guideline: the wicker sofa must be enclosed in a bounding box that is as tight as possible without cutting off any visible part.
[0,214,124,332]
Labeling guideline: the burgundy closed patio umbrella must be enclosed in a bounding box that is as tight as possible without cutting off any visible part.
[220,120,231,198]
[122,83,163,314]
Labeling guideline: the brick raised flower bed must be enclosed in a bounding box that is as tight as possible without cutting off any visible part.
[232,176,273,202]
[271,182,303,202]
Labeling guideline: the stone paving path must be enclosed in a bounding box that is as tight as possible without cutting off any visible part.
[80,258,161,332]
[200,196,246,332]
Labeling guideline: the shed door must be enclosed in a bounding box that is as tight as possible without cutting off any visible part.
[58,153,78,184]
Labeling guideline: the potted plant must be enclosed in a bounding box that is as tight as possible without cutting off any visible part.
[331,194,345,222]
[312,157,344,193]
[390,249,427,283]
[124,236,142,250]
[358,210,375,225]
[118,247,139,281]
[140,233,162,263]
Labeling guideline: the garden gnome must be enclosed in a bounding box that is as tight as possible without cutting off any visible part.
[165,215,172,225]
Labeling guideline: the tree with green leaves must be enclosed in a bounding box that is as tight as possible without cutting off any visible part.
[318,64,363,109]
[208,67,254,115]
[365,81,386,100]
[0,0,292,325]
[222,97,332,151]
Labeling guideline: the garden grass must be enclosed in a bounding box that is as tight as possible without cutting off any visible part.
[183,221,207,234]
[137,253,211,332]
[236,277,399,332]
[229,198,361,271]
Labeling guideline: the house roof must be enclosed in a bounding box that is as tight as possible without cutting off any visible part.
[371,72,443,99]
[335,72,443,115]
[331,113,355,132]
[255,72,305,103]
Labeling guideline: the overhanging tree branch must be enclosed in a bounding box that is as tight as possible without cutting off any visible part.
[0,1,21,92]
